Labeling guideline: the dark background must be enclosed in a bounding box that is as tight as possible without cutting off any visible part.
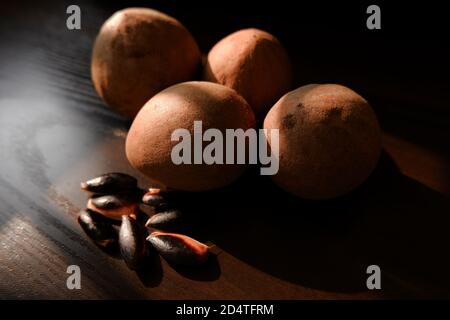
[0,0,449,299]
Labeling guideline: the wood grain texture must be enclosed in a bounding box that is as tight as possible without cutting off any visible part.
[0,0,449,299]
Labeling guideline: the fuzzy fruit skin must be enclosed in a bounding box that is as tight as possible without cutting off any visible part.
[264,84,382,199]
[126,81,256,192]
[91,8,201,118]
[203,28,292,119]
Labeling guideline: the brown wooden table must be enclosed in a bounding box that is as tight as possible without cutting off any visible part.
[1,1,449,299]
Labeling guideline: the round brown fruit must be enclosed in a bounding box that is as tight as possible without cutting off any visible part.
[91,8,201,118]
[263,84,382,199]
[203,28,292,120]
[125,81,256,191]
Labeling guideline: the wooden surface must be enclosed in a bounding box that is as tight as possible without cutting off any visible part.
[0,1,449,299]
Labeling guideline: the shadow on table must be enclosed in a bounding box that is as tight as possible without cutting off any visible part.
[172,150,450,297]
[167,255,221,282]
[136,252,164,288]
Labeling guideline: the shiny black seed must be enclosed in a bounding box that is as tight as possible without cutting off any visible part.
[87,195,138,221]
[80,173,137,194]
[90,195,130,209]
[119,216,147,270]
[145,209,185,231]
[146,232,209,266]
[142,193,167,208]
[78,209,117,247]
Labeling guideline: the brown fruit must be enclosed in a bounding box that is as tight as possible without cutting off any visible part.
[125,81,256,191]
[203,28,292,119]
[91,8,201,118]
[263,84,382,199]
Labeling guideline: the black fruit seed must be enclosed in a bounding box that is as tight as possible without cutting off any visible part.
[81,173,137,194]
[146,231,209,266]
[87,196,138,221]
[119,215,147,270]
[142,193,167,208]
[145,209,185,231]
[78,209,117,247]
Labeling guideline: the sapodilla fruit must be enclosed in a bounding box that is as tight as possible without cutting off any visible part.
[126,81,256,191]
[263,84,382,199]
[91,8,201,118]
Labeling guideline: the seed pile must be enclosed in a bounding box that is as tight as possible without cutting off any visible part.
[78,172,210,270]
